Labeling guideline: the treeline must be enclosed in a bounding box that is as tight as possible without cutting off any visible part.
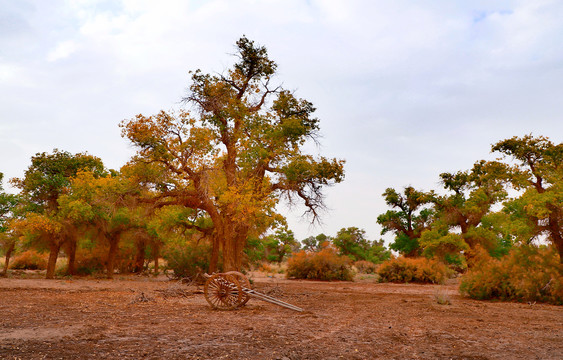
[0,36,561,305]
[372,134,562,304]
[0,134,561,303]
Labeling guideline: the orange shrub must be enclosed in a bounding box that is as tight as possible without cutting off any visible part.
[74,246,106,275]
[377,257,449,284]
[286,248,354,281]
[354,260,378,274]
[10,250,48,270]
[460,245,562,305]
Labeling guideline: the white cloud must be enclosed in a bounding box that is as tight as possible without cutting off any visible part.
[47,40,78,61]
[1,0,562,241]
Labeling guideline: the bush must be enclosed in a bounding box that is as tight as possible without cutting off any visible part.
[258,262,286,274]
[10,250,48,270]
[377,257,449,284]
[162,241,211,279]
[286,248,354,281]
[354,260,378,274]
[74,246,106,275]
[460,245,562,305]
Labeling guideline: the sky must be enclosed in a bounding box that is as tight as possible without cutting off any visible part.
[1,0,562,243]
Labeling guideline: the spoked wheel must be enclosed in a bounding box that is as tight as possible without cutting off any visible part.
[204,273,242,310]
[225,271,251,307]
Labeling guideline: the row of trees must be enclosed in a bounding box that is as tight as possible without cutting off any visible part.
[0,37,345,278]
[377,135,562,267]
[1,36,560,283]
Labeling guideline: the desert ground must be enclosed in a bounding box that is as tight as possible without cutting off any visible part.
[0,272,561,360]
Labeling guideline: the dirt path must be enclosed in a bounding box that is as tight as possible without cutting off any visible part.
[0,273,561,359]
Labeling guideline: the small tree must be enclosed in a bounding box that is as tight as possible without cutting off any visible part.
[264,228,298,263]
[302,233,329,252]
[0,173,18,275]
[332,227,390,263]
[11,150,105,278]
[377,187,433,257]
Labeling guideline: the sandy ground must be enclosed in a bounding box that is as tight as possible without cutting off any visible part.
[0,272,562,360]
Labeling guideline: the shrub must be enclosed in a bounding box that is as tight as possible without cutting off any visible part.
[377,257,449,284]
[162,241,211,279]
[74,246,106,275]
[460,245,562,305]
[286,248,354,281]
[354,260,378,274]
[10,250,48,270]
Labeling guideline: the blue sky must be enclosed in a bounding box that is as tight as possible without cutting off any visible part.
[1,0,562,242]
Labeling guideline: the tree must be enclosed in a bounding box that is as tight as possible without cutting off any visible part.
[121,37,345,271]
[377,187,433,257]
[264,228,298,263]
[332,227,390,263]
[11,150,105,278]
[0,173,18,276]
[492,135,562,262]
[302,233,329,252]
[427,160,512,260]
[59,171,141,278]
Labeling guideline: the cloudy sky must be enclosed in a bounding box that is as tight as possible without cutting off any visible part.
[1,0,562,242]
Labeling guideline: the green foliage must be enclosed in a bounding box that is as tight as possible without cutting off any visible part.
[419,228,468,263]
[11,149,105,214]
[460,245,562,305]
[10,249,48,270]
[377,187,433,257]
[301,233,329,252]
[263,229,298,263]
[244,235,266,266]
[377,257,450,284]
[492,135,562,260]
[286,248,354,281]
[162,241,211,279]
[332,227,391,263]
[0,173,18,233]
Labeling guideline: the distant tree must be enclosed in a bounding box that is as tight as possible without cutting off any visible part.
[377,187,433,257]
[0,173,17,232]
[302,233,329,252]
[264,228,299,263]
[492,135,562,262]
[332,227,390,263]
[121,37,345,271]
[11,150,105,278]
[0,173,18,276]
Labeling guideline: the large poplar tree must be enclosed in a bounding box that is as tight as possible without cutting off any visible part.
[493,135,562,262]
[122,37,345,271]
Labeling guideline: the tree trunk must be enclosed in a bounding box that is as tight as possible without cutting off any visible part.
[65,239,77,276]
[106,235,120,279]
[153,244,160,274]
[548,213,563,264]
[1,241,15,276]
[209,233,221,273]
[46,243,61,279]
[133,239,146,273]
[223,234,238,271]
[222,224,249,271]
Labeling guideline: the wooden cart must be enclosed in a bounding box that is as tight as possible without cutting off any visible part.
[203,272,303,312]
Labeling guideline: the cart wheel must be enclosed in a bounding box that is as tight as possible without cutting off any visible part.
[225,271,251,306]
[204,273,242,310]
